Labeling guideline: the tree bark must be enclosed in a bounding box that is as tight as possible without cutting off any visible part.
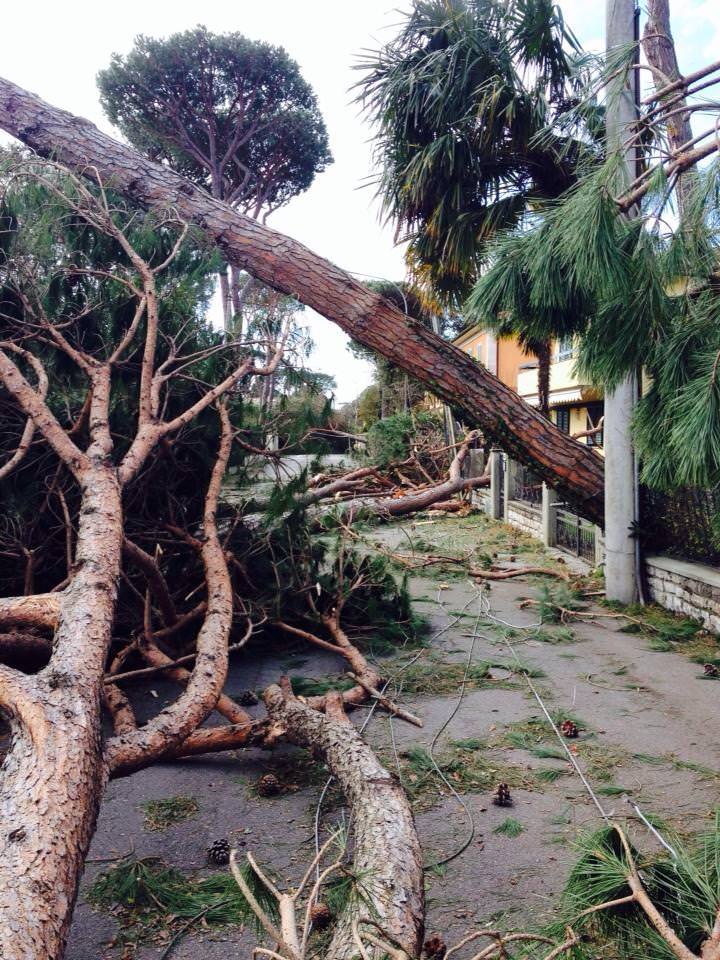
[0,77,605,523]
[643,0,695,212]
[535,340,551,418]
[264,686,424,960]
[0,465,123,960]
[0,593,60,631]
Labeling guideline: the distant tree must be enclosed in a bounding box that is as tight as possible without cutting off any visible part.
[356,384,381,429]
[98,26,332,330]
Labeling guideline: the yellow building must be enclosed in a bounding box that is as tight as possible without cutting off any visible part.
[453,325,605,451]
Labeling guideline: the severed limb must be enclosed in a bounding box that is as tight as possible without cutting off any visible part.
[262,686,424,960]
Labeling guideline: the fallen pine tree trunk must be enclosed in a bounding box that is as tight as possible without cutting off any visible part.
[263,684,424,960]
[0,77,605,524]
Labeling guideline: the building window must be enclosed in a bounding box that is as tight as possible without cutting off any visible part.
[586,401,604,447]
[556,337,574,361]
[555,408,570,433]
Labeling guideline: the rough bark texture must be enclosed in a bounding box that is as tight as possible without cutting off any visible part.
[0,593,60,631]
[0,77,606,522]
[264,686,424,960]
[0,466,123,960]
[643,0,695,212]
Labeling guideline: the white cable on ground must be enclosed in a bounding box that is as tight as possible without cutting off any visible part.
[478,586,682,858]
[479,587,611,822]
[421,607,484,870]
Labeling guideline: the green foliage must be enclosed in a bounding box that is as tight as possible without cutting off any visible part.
[356,384,381,429]
[553,818,720,960]
[288,676,356,697]
[399,742,533,810]
[469,142,720,492]
[98,26,331,211]
[493,817,525,837]
[0,156,223,598]
[86,856,272,941]
[142,796,199,832]
[366,411,443,466]
[535,583,586,624]
[357,0,598,303]
[536,767,565,783]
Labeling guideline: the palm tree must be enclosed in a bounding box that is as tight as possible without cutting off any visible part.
[357,0,601,413]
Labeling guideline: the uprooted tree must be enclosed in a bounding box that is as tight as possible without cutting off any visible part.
[0,160,292,958]
[0,155,441,960]
[0,76,608,523]
[2,6,720,955]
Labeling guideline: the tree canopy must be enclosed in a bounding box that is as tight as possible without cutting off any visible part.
[357,0,601,305]
[98,26,332,216]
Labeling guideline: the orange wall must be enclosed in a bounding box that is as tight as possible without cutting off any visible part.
[498,339,534,391]
[455,328,535,390]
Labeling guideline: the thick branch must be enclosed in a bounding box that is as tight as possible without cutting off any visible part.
[105,406,235,776]
[263,685,424,960]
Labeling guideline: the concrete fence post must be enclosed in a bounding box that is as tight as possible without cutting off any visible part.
[503,458,521,522]
[488,449,503,519]
[541,483,558,547]
[468,448,485,478]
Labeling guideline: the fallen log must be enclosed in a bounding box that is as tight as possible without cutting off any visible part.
[469,566,570,582]
[264,685,424,960]
[0,76,606,522]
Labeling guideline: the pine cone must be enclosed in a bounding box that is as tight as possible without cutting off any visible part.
[207,838,230,866]
[560,719,578,739]
[424,934,447,959]
[257,773,281,797]
[704,663,719,677]
[239,689,260,706]
[492,782,512,807]
[310,902,332,929]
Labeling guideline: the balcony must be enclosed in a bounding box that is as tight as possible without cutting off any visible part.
[517,356,601,408]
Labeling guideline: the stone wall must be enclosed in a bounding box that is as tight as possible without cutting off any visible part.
[645,555,720,633]
[506,500,542,540]
[472,489,491,512]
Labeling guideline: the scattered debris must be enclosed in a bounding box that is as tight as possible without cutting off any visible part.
[206,839,231,866]
[257,773,281,797]
[142,796,199,832]
[493,817,524,838]
[560,719,579,739]
[492,783,513,807]
[309,901,333,929]
[423,932,447,958]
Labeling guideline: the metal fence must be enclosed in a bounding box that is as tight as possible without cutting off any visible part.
[514,464,543,507]
[640,485,720,564]
[555,508,597,563]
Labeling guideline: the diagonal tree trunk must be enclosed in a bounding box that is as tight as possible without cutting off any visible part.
[0,77,606,523]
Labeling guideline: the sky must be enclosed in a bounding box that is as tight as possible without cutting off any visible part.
[2,1,719,402]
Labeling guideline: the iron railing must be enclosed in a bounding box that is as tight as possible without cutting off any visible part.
[555,508,597,563]
[514,465,543,507]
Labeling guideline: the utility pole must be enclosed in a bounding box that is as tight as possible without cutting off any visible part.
[604,0,639,602]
